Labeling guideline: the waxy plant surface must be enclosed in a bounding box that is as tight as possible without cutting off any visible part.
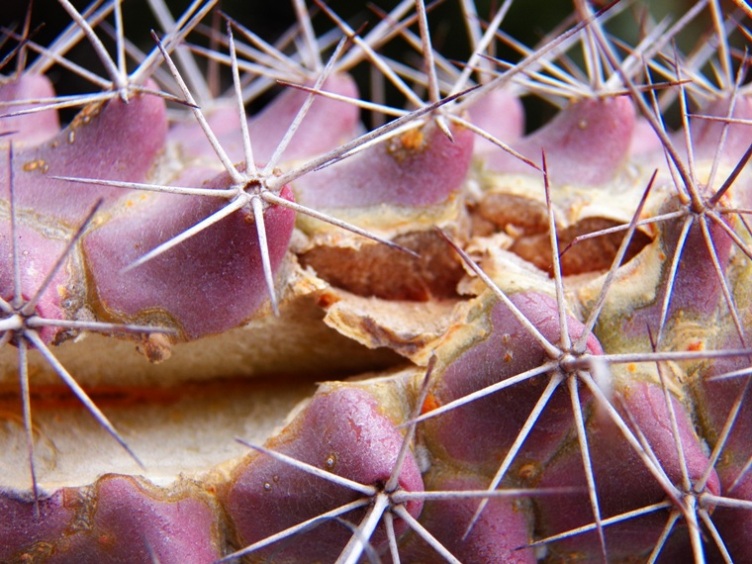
[2,0,752,561]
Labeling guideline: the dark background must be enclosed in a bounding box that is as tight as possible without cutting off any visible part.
[0,0,739,130]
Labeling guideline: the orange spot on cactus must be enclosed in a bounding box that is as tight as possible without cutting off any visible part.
[399,128,424,151]
[97,533,115,550]
[22,159,48,173]
[316,291,339,308]
[421,393,440,415]
[517,462,540,481]
[386,126,426,161]
[687,341,704,351]
[70,100,105,129]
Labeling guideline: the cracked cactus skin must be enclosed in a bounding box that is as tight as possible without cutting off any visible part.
[1,1,752,562]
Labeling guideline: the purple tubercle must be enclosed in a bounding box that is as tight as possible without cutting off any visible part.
[536,381,719,560]
[4,85,167,223]
[400,473,536,563]
[83,180,296,341]
[0,73,61,145]
[168,73,362,165]
[222,385,424,561]
[48,475,220,564]
[467,87,526,156]
[423,291,602,471]
[486,95,635,186]
[293,117,474,209]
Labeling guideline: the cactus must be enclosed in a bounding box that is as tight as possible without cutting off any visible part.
[1,0,752,561]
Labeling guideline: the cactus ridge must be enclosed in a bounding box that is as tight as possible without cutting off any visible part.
[2,1,752,562]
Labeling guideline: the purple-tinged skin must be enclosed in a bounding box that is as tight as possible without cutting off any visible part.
[0,221,72,343]
[689,93,752,210]
[249,73,362,164]
[619,204,733,342]
[467,87,525,156]
[400,473,535,563]
[535,381,720,561]
[422,292,602,473]
[2,87,167,222]
[83,177,296,340]
[0,490,77,561]
[634,94,752,195]
[293,118,474,209]
[629,116,663,158]
[1,476,220,563]
[0,74,61,145]
[168,102,240,161]
[222,385,424,562]
[0,74,76,342]
[168,74,361,165]
[690,94,752,166]
[47,475,221,563]
[656,210,733,317]
[690,334,752,562]
[710,473,752,563]
[486,95,635,186]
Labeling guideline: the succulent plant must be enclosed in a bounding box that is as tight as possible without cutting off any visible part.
[1,0,752,561]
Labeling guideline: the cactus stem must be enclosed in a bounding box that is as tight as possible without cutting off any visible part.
[4,2,752,560]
